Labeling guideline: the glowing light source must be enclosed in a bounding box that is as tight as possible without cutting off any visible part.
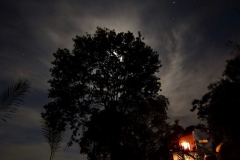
[173,153,178,160]
[181,142,190,150]
[113,51,123,62]
[198,139,208,143]
[216,143,223,152]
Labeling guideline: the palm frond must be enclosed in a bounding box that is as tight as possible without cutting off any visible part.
[41,118,62,160]
[0,79,30,122]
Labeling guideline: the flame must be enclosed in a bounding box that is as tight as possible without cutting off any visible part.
[181,142,190,150]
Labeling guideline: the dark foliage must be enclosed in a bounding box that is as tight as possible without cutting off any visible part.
[191,42,240,158]
[42,114,63,160]
[42,27,169,159]
[0,79,30,122]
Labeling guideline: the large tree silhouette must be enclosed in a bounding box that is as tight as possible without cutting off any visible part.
[42,27,169,160]
[191,43,240,159]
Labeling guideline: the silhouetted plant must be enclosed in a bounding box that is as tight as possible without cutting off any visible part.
[42,115,63,160]
[0,79,30,122]
[191,42,240,159]
[42,27,169,160]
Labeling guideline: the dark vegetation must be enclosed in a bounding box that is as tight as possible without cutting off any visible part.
[191,42,240,159]
[41,27,240,160]
[0,79,30,122]
[42,27,170,160]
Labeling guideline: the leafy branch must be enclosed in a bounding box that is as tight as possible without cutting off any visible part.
[42,117,63,160]
[0,79,30,122]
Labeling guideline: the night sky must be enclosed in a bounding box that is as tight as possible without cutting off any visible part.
[0,1,240,159]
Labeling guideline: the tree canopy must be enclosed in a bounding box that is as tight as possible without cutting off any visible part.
[191,43,240,159]
[42,27,169,160]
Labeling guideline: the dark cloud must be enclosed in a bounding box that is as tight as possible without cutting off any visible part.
[1,0,240,159]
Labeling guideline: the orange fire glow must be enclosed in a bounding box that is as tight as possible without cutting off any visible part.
[181,142,190,150]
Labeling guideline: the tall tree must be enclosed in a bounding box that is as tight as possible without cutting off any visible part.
[191,43,240,159]
[42,27,169,160]
[0,79,30,122]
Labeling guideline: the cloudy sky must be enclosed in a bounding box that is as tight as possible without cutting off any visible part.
[0,0,240,159]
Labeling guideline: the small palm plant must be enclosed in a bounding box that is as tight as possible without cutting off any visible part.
[0,79,30,122]
[42,116,63,160]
